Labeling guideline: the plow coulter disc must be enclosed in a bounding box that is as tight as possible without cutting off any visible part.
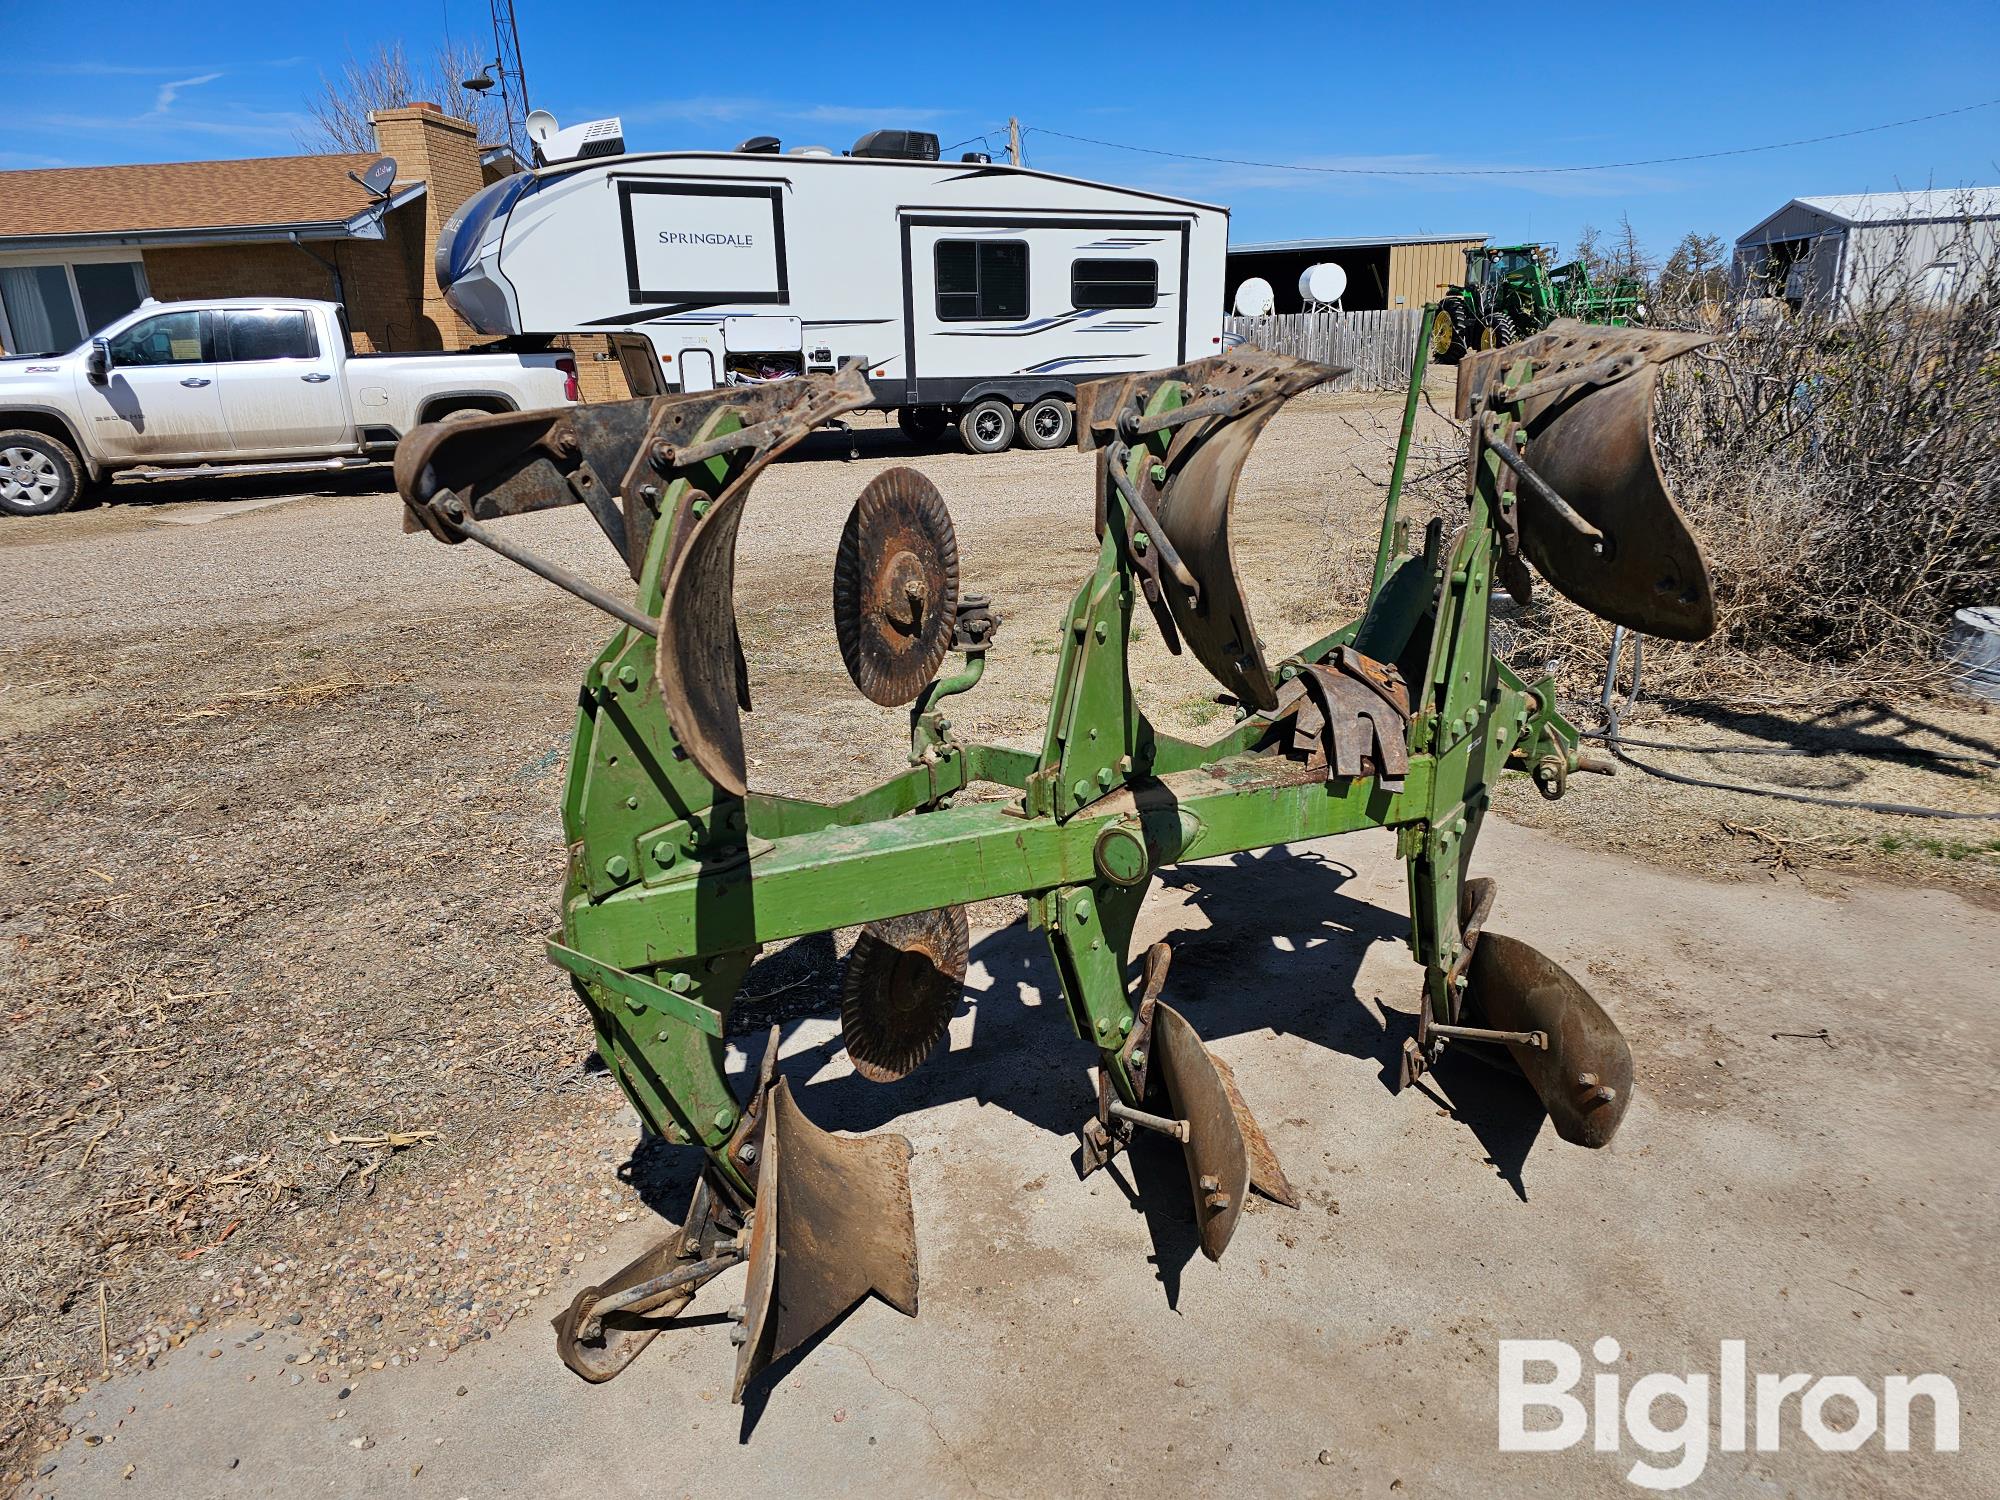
[840,905,969,1083]
[833,467,961,707]
[1464,932,1634,1148]
[733,1078,920,1401]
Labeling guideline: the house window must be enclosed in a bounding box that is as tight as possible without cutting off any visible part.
[935,240,1028,321]
[1072,259,1158,310]
[0,257,149,355]
[220,309,318,362]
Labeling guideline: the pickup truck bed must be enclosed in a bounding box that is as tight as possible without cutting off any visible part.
[0,296,576,516]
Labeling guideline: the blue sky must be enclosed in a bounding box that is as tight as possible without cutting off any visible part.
[8,0,1998,261]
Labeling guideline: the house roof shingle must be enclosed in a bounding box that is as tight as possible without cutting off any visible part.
[0,152,413,241]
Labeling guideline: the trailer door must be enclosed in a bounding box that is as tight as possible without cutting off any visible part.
[902,218,1189,402]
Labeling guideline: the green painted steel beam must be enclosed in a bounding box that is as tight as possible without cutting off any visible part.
[566,751,1433,968]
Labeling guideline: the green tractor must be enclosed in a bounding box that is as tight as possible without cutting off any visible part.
[1432,243,1645,364]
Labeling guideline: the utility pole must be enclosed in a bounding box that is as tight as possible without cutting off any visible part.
[1007,118,1021,167]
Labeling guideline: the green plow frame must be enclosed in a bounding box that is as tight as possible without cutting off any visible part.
[394,313,1716,1401]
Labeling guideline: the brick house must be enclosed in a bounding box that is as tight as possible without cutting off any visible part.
[0,103,627,399]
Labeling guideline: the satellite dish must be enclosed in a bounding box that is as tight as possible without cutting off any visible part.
[525,110,559,146]
[1232,277,1275,317]
[346,156,398,200]
[1299,262,1347,307]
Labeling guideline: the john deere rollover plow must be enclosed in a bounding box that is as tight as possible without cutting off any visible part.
[393,318,1715,1401]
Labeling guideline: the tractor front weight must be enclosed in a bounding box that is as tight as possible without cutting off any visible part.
[394,317,1716,1400]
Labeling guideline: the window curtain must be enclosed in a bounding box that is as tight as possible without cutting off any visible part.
[0,265,85,354]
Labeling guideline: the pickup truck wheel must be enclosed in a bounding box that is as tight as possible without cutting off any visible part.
[958,398,1016,455]
[0,431,81,517]
[1019,397,1074,450]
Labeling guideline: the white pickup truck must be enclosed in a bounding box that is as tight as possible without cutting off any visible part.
[0,296,577,516]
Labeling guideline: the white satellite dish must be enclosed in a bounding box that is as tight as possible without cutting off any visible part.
[525,109,559,146]
[1299,262,1347,307]
[1232,277,1275,317]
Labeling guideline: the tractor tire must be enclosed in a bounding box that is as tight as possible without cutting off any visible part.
[958,398,1016,455]
[1018,396,1074,450]
[1432,298,1472,364]
[1488,311,1521,350]
[0,429,84,517]
[897,406,949,445]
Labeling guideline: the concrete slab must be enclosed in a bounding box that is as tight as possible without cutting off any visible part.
[32,819,1995,1499]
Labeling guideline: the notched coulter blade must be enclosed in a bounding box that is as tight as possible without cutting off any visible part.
[840,905,969,1083]
[833,467,961,707]
[732,1077,920,1401]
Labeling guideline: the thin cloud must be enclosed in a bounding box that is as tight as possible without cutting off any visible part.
[152,73,224,114]
[41,108,312,148]
[42,61,215,76]
[784,104,949,126]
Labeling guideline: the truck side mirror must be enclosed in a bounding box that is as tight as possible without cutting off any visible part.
[86,338,110,384]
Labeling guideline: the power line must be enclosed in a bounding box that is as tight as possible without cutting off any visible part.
[1025,97,2000,178]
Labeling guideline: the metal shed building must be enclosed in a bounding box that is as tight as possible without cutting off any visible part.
[1732,187,2000,305]
[1225,232,1485,313]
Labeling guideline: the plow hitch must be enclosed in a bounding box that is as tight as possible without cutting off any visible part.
[397,314,1715,1405]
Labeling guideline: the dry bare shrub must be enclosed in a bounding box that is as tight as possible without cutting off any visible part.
[1452,221,2000,707]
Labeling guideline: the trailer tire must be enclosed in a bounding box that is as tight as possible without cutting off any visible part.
[897,407,949,445]
[0,429,83,517]
[1018,397,1074,451]
[958,398,1016,455]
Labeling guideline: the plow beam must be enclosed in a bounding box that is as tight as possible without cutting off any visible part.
[732,1077,920,1401]
[1458,321,1718,642]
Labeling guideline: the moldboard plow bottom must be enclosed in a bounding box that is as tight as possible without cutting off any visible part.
[395,320,1717,1405]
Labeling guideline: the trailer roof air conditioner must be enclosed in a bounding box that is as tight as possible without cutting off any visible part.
[851,129,939,161]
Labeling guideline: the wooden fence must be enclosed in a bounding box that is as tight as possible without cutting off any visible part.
[1223,308,1427,391]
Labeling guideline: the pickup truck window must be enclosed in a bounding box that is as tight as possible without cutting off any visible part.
[220,309,317,362]
[108,311,207,367]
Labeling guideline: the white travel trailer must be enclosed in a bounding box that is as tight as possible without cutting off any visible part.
[435,126,1228,451]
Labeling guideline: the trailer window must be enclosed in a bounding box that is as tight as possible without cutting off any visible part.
[935,240,1028,321]
[1072,259,1158,310]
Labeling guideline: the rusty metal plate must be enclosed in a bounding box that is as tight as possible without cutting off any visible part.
[1149,1002,1252,1261]
[1080,352,1339,712]
[833,467,961,706]
[655,365,874,795]
[1464,931,1634,1148]
[1208,1050,1299,1208]
[840,905,968,1082]
[1464,321,1718,642]
[732,1077,920,1402]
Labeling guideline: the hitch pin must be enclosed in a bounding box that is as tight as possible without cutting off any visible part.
[1428,1021,1549,1050]
[1104,447,1201,601]
[1479,420,1607,556]
[1107,1099,1191,1142]
[433,491,660,639]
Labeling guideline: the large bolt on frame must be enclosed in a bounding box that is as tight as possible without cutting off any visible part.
[394,317,1717,1402]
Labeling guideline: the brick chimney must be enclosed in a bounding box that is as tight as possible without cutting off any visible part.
[369,102,484,348]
